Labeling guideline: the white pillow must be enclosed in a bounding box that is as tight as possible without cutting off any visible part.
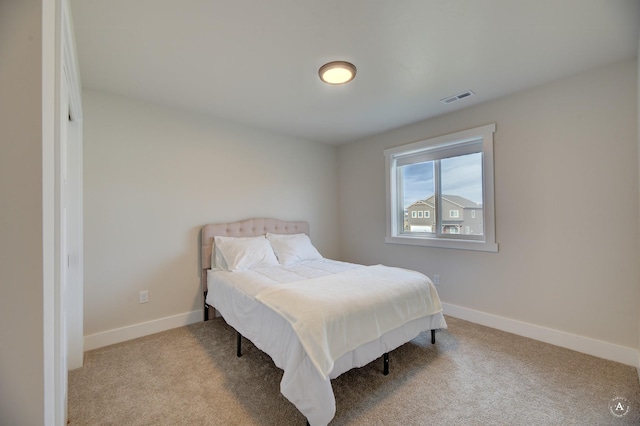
[211,243,229,271]
[213,235,279,271]
[266,233,323,265]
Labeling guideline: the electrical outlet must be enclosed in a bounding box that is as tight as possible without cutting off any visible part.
[139,290,149,304]
[433,275,440,286]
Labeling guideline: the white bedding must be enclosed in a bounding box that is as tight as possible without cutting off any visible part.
[206,259,447,426]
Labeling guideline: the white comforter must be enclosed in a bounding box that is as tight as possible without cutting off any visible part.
[206,259,446,426]
[255,264,442,378]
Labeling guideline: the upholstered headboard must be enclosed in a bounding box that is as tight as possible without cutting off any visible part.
[201,218,310,271]
[200,218,310,320]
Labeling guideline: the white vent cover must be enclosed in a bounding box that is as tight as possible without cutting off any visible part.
[440,90,475,104]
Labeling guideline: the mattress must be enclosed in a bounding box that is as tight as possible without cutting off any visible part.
[206,259,447,425]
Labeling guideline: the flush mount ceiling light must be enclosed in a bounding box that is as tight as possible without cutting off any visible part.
[318,61,357,85]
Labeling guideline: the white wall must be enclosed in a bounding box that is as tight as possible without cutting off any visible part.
[0,1,47,424]
[83,90,339,339]
[338,59,639,352]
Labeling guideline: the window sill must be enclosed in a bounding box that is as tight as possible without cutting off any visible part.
[385,235,498,252]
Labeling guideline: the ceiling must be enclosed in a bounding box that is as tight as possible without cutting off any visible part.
[69,0,640,145]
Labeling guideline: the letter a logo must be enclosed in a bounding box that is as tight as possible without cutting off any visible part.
[609,397,630,418]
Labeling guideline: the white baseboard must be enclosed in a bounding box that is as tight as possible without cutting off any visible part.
[442,302,639,368]
[83,310,203,351]
[82,304,640,377]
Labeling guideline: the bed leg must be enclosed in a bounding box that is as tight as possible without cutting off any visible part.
[236,331,242,357]
[383,352,389,375]
[431,329,436,344]
[204,290,209,321]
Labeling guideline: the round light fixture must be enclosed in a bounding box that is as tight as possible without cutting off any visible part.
[318,61,357,85]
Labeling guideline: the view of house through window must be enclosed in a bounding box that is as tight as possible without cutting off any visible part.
[401,152,483,236]
[385,123,497,252]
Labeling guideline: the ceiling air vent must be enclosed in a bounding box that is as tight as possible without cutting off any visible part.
[440,90,475,104]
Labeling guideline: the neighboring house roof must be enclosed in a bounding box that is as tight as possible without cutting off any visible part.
[441,195,482,208]
[408,199,434,209]
[407,195,481,209]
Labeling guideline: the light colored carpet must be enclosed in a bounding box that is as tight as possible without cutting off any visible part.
[68,316,640,425]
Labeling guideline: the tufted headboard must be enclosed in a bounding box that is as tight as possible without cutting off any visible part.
[200,218,310,319]
[201,218,310,271]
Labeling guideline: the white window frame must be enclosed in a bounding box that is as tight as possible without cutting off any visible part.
[449,210,460,218]
[384,123,498,252]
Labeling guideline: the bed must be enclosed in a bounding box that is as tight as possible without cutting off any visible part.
[200,218,447,425]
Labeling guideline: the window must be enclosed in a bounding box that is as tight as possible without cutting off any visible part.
[417,211,423,218]
[385,123,498,252]
[411,211,417,218]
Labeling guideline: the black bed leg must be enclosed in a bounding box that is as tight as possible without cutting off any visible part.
[383,352,389,375]
[203,291,209,321]
[236,331,242,357]
[431,329,436,344]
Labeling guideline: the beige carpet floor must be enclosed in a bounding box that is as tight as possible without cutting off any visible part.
[68,316,640,425]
